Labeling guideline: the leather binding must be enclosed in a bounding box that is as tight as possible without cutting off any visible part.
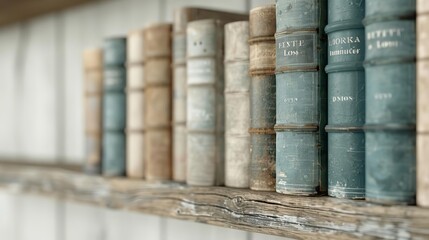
[275,0,328,196]
[173,8,247,182]
[126,30,145,178]
[186,19,226,186]
[418,0,429,207]
[364,0,416,205]
[224,21,250,188]
[324,0,366,199]
[102,37,127,177]
[249,5,276,191]
[83,48,103,175]
[143,23,173,181]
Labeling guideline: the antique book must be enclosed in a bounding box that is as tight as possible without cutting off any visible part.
[143,23,172,181]
[102,37,127,177]
[83,48,103,175]
[418,0,429,207]
[126,30,145,178]
[172,8,248,182]
[275,0,328,196]
[248,5,276,191]
[224,21,250,188]
[364,0,416,204]
[186,19,225,186]
[325,0,365,199]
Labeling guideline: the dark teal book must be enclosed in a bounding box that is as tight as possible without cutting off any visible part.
[102,37,127,177]
[325,0,366,199]
[275,0,328,196]
[364,0,416,204]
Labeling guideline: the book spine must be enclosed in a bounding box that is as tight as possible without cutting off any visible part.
[83,48,103,175]
[418,0,429,207]
[102,37,127,177]
[364,0,416,204]
[186,19,224,186]
[249,5,276,191]
[172,22,187,182]
[325,0,366,199]
[172,9,248,183]
[126,30,145,178]
[224,21,250,188]
[143,23,173,181]
[275,0,328,196]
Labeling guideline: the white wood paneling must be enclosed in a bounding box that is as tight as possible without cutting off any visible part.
[0,191,18,240]
[251,232,293,240]
[165,218,250,240]
[64,202,105,240]
[104,209,162,240]
[15,195,59,240]
[62,0,160,163]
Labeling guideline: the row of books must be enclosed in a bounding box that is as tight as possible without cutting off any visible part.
[83,0,429,206]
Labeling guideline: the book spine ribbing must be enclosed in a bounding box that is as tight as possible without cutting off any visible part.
[186,19,225,186]
[325,0,366,199]
[143,23,173,181]
[364,0,416,205]
[275,0,328,196]
[126,30,145,179]
[417,0,429,207]
[249,5,277,191]
[224,21,251,188]
[102,38,127,177]
[83,48,103,175]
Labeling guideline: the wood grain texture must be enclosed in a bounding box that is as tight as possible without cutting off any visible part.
[1,163,429,239]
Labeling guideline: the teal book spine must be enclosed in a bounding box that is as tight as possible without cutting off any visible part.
[275,0,328,196]
[325,0,366,199]
[364,0,416,205]
[102,37,127,177]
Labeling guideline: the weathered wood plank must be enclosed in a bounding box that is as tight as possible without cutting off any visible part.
[0,163,429,239]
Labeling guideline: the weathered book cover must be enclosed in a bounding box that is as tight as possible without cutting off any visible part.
[249,5,276,191]
[224,21,250,188]
[83,48,103,175]
[144,23,172,181]
[418,0,429,207]
[126,30,145,179]
[325,0,365,199]
[364,0,416,204]
[172,8,248,182]
[275,0,328,196]
[102,37,127,177]
[186,19,225,186]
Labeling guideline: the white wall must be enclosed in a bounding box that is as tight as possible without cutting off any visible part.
[0,0,284,239]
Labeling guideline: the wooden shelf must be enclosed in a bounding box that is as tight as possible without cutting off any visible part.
[0,162,428,239]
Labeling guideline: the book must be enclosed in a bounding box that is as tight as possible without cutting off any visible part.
[126,30,145,178]
[248,5,276,191]
[83,48,103,174]
[186,19,226,186]
[325,0,365,199]
[364,0,416,204]
[143,23,172,181]
[275,0,328,196]
[224,21,250,188]
[102,37,127,177]
[172,8,248,182]
[418,0,429,207]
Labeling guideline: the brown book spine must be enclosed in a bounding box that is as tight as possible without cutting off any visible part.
[172,8,248,182]
[83,48,103,174]
[224,21,251,188]
[417,0,429,207]
[248,5,276,191]
[126,30,145,178]
[143,23,173,181]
